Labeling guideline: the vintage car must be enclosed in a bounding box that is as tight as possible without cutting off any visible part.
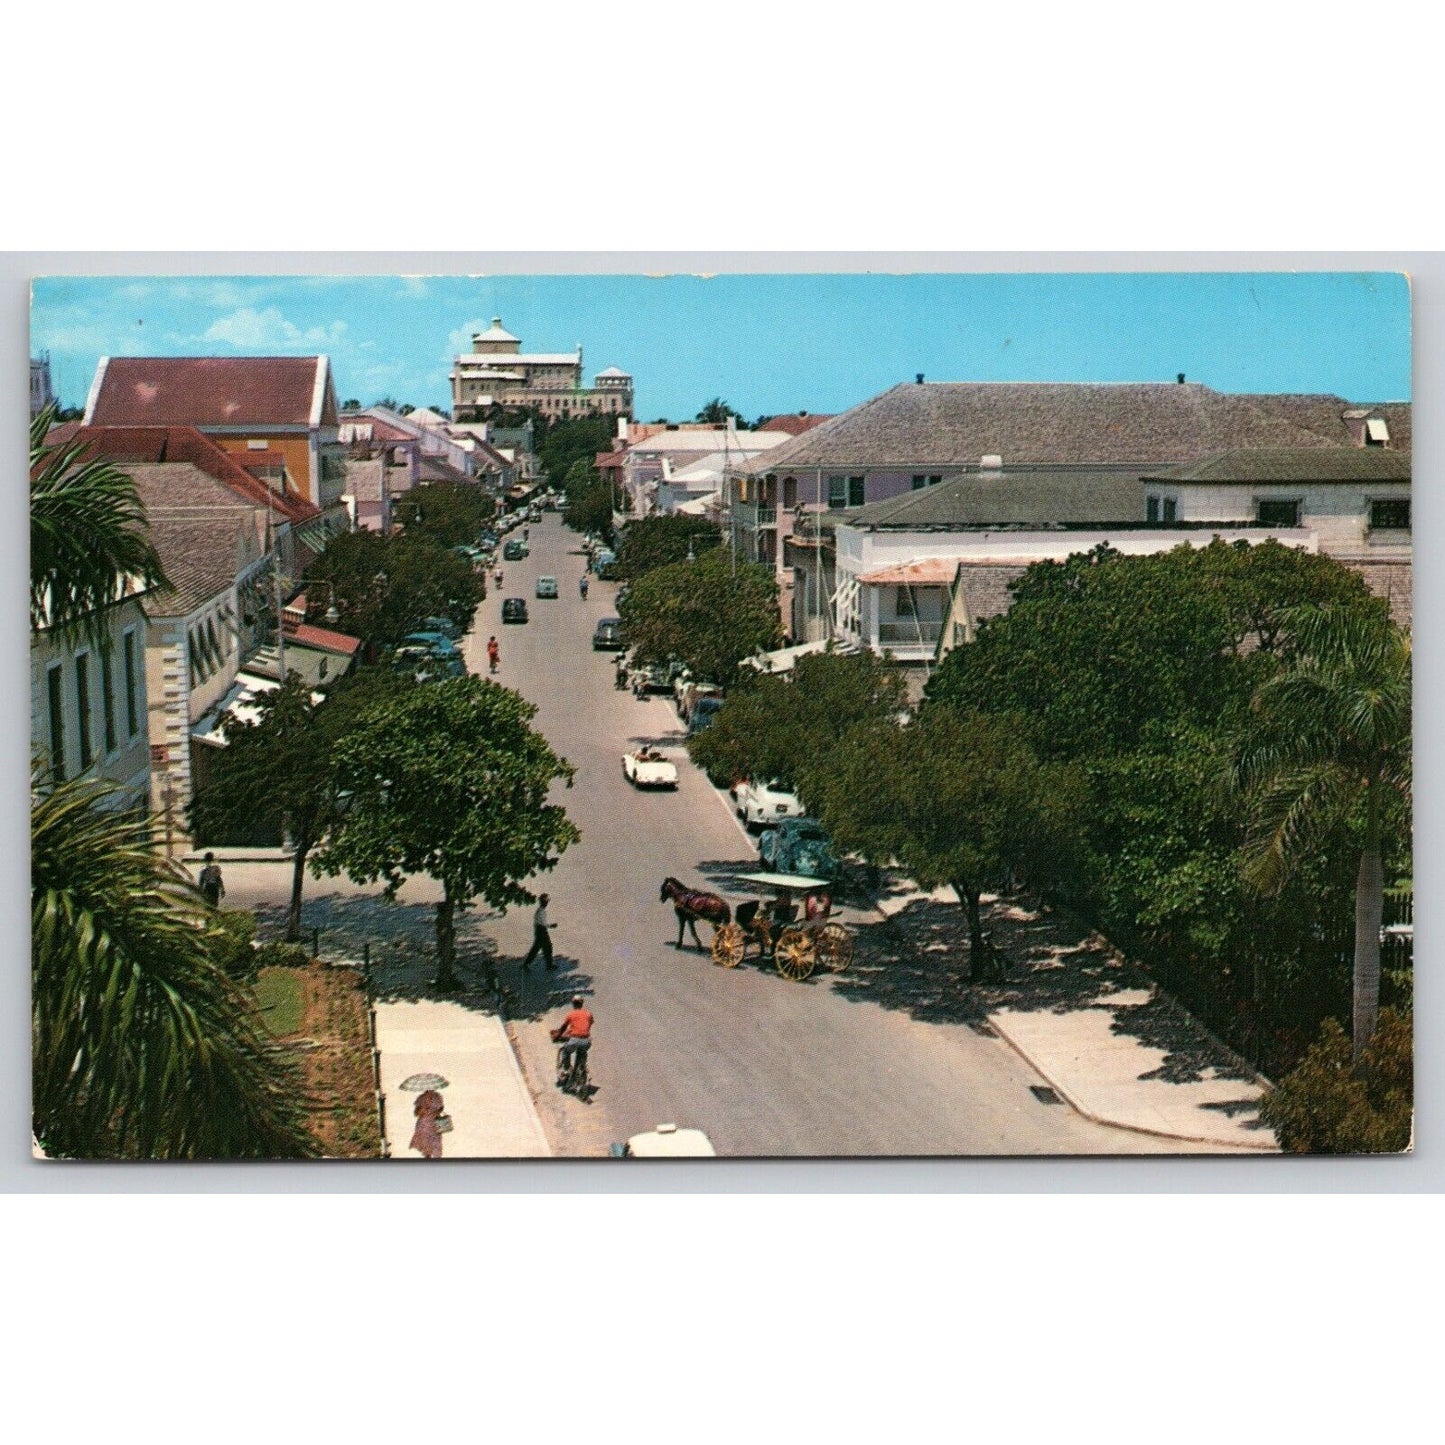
[592,617,624,651]
[416,615,462,641]
[609,1123,716,1158]
[501,597,529,624]
[758,816,840,882]
[502,539,529,561]
[535,575,559,598]
[630,662,676,696]
[674,676,724,721]
[731,778,803,832]
[402,631,460,656]
[391,646,466,683]
[622,746,679,790]
[686,697,724,737]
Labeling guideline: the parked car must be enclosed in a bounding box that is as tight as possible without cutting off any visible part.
[686,697,724,737]
[676,678,724,722]
[593,549,618,578]
[403,632,460,656]
[759,817,840,881]
[621,746,679,790]
[630,662,675,697]
[731,778,803,832]
[502,598,529,624]
[503,539,529,561]
[592,617,623,651]
[417,616,463,641]
[609,1122,716,1158]
[391,646,466,683]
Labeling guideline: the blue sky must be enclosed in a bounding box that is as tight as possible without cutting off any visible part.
[30,271,1412,421]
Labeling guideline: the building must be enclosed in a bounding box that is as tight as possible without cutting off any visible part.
[622,424,793,518]
[451,317,633,421]
[85,355,345,514]
[31,353,56,418]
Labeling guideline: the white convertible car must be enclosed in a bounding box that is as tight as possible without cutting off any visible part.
[622,746,679,790]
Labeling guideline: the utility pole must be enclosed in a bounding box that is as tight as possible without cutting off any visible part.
[161,770,176,861]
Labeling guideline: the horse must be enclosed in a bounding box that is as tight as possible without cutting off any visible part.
[660,877,732,951]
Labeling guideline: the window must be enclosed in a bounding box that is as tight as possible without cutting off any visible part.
[1257,498,1301,527]
[1146,495,1160,522]
[848,476,866,507]
[928,475,942,487]
[912,475,927,491]
[1162,498,1177,523]
[47,664,66,782]
[783,476,798,508]
[123,630,139,738]
[1370,499,1411,530]
[101,648,118,755]
[896,586,915,616]
[827,476,847,508]
[1366,418,1390,446]
[75,653,93,770]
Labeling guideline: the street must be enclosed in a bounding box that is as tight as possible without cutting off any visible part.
[454,513,1233,1156]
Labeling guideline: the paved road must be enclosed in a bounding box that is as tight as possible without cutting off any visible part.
[467,515,1229,1157]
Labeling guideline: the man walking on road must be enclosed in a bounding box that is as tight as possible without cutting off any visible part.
[521,892,556,970]
[197,852,225,908]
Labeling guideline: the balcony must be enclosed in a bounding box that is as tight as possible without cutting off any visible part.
[877,621,942,645]
[733,502,778,529]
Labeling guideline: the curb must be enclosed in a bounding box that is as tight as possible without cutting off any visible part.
[493,1013,554,1157]
[986,1011,1279,1153]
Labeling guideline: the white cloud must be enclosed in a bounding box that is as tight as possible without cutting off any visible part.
[397,276,429,298]
[202,306,347,350]
[445,318,488,365]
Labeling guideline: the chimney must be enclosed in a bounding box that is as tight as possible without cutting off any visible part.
[916,373,925,385]
[1177,373,1186,384]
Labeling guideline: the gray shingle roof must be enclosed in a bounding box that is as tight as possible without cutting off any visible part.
[1145,448,1412,485]
[743,381,1407,473]
[842,468,1146,528]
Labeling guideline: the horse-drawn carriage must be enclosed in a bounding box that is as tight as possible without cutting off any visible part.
[660,872,853,982]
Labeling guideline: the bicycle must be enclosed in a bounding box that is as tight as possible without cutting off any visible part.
[552,1035,591,1100]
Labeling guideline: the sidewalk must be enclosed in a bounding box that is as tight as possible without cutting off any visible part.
[375,998,551,1159]
[871,884,1277,1152]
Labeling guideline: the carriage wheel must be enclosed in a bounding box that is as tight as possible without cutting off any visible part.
[817,922,854,972]
[774,928,815,981]
[711,923,745,968]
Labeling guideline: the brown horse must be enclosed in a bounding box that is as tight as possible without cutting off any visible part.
[660,877,731,950]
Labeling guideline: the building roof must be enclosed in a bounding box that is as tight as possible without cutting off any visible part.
[417,453,474,486]
[283,621,362,657]
[473,317,520,344]
[595,450,627,470]
[857,558,960,585]
[47,423,318,525]
[755,412,834,436]
[343,456,388,503]
[1144,448,1413,485]
[595,366,631,378]
[87,356,335,430]
[627,429,792,457]
[840,467,1148,529]
[406,407,453,430]
[741,381,1405,473]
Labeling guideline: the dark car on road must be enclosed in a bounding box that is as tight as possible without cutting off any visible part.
[503,539,529,561]
[592,617,623,651]
[502,598,529,624]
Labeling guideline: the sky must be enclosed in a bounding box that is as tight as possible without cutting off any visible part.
[30,271,1412,422]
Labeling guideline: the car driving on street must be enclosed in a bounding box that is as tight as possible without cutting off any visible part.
[502,597,529,624]
[503,539,529,561]
[621,747,679,790]
[535,576,559,598]
[592,617,623,651]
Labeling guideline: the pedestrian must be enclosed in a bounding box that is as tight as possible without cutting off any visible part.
[197,851,225,908]
[521,892,556,970]
[487,635,500,675]
[409,1088,446,1159]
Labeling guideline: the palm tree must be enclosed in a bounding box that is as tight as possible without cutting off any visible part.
[1236,605,1412,1056]
[32,771,318,1159]
[30,403,167,647]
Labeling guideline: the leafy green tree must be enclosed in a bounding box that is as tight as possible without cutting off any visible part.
[538,414,615,486]
[614,516,722,580]
[688,650,907,789]
[305,531,483,651]
[342,398,361,411]
[32,772,317,1159]
[806,711,1087,973]
[316,679,580,991]
[30,404,168,648]
[190,671,406,941]
[564,482,615,540]
[1236,605,1412,1056]
[618,547,781,687]
[1258,1008,1412,1153]
[392,481,495,548]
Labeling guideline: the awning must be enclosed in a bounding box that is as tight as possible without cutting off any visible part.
[192,668,328,747]
[741,639,859,675]
[856,558,959,585]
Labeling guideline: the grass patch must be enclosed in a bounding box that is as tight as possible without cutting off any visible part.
[254,966,306,1037]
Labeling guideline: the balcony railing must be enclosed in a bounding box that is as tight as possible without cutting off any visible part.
[877,621,942,644]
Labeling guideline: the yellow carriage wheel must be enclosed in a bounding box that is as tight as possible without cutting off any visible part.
[817,922,854,972]
[774,927,816,981]
[711,922,745,968]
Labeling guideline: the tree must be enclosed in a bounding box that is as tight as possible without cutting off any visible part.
[342,398,361,411]
[316,679,580,991]
[538,414,615,486]
[1236,604,1412,1056]
[696,398,745,425]
[806,710,1086,974]
[392,481,495,548]
[614,516,722,580]
[30,404,168,647]
[1258,1008,1412,1153]
[564,482,615,540]
[32,772,317,1159]
[687,649,907,789]
[305,531,484,651]
[618,547,781,687]
[190,671,406,940]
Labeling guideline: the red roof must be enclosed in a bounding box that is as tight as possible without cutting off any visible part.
[757,413,834,436]
[283,621,362,656]
[595,450,627,470]
[89,356,332,429]
[44,424,319,525]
